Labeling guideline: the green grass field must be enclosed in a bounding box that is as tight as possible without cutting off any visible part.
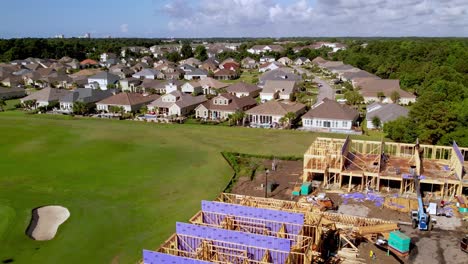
[0,112,383,263]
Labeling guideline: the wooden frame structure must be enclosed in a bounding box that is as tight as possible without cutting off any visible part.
[157,233,320,264]
[303,137,468,198]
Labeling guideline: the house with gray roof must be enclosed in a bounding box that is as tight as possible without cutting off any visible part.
[20,87,72,109]
[301,98,359,133]
[226,82,261,98]
[87,72,120,90]
[132,68,164,80]
[59,88,114,113]
[260,80,297,102]
[180,65,208,80]
[259,68,301,86]
[0,87,26,100]
[147,90,206,117]
[366,102,409,129]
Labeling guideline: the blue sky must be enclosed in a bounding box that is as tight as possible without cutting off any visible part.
[1,0,467,38]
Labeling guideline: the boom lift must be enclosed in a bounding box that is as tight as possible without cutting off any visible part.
[410,139,433,231]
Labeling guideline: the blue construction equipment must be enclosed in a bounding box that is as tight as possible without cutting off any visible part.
[410,140,433,231]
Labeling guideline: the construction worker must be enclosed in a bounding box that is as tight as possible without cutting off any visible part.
[369,250,373,258]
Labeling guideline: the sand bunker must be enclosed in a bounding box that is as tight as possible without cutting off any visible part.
[26,205,70,241]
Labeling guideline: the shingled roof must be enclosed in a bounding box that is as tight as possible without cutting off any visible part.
[226,82,261,93]
[246,101,305,116]
[96,92,159,106]
[303,98,358,120]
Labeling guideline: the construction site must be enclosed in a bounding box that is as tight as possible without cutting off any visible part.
[303,137,468,198]
[141,137,468,263]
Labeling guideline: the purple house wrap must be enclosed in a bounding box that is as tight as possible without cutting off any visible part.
[176,222,291,263]
[143,250,211,264]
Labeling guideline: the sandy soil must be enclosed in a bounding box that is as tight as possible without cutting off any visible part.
[231,159,303,200]
[27,205,70,241]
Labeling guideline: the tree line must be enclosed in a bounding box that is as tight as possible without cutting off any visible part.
[332,39,468,146]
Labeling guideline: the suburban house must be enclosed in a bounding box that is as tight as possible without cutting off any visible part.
[247,45,284,54]
[294,57,311,65]
[341,70,378,83]
[259,80,297,101]
[366,102,409,129]
[147,90,206,117]
[96,92,159,113]
[226,82,262,98]
[278,57,293,66]
[100,53,117,62]
[213,69,238,80]
[200,58,219,72]
[109,65,135,79]
[80,59,98,68]
[259,62,283,73]
[301,98,359,132]
[140,79,165,93]
[180,65,208,80]
[0,87,26,99]
[220,62,240,71]
[87,72,120,90]
[198,77,228,95]
[259,68,301,86]
[119,78,142,92]
[246,101,306,128]
[132,69,164,80]
[195,93,257,120]
[178,58,202,67]
[181,81,203,95]
[241,57,258,69]
[20,87,71,109]
[355,79,416,105]
[260,56,276,63]
[58,88,114,113]
[163,80,184,94]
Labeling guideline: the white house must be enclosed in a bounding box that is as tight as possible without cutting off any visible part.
[294,57,310,65]
[226,82,261,98]
[20,87,71,109]
[260,80,297,101]
[181,81,203,95]
[132,69,163,80]
[247,45,284,54]
[259,62,282,73]
[301,98,359,131]
[87,72,120,90]
[277,57,293,66]
[164,80,183,94]
[260,56,276,63]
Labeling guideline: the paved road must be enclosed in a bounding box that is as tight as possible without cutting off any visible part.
[314,76,335,103]
[293,65,335,103]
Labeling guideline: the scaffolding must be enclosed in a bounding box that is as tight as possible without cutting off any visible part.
[303,137,468,198]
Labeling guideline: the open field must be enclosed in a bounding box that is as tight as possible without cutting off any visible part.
[0,111,384,263]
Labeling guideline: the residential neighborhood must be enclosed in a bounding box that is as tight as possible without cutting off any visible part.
[0,38,423,134]
[1,2,467,264]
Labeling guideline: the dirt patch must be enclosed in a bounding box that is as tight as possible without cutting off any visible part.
[337,204,370,218]
[231,159,303,200]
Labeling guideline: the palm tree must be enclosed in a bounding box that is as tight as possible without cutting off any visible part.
[281,112,297,129]
[229,110,246,126]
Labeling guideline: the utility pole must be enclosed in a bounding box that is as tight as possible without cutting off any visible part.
[265,169,270,198]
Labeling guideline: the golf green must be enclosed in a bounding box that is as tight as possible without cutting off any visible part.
[0,113,379,263]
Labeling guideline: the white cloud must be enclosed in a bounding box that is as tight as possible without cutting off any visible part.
[120,23,129,33]
[158,0,468,37]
